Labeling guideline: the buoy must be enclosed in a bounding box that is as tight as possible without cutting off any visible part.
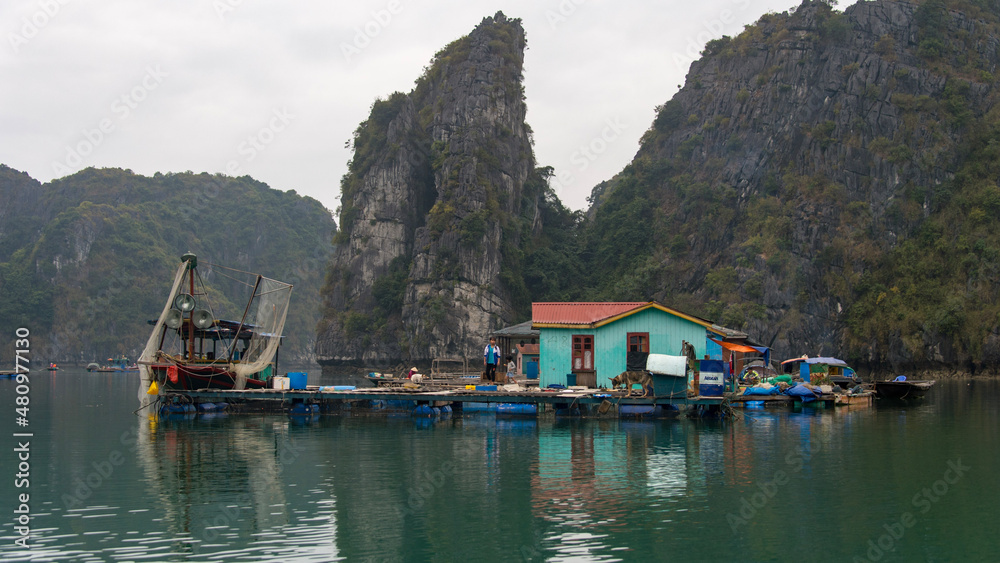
[147,380,159,395]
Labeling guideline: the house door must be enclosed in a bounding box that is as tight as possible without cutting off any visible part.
[572,335,595,387]
[626,332,649,371]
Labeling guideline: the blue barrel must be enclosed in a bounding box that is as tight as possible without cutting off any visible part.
[497,403,538,416]
[526,361,539,379]
[476,385,497,391]
[413,405,434,417]
[620,404,664,417]
[287,372,307,389]
[386,400,416,409]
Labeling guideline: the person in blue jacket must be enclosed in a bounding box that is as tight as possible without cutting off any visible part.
[483,337,501,383]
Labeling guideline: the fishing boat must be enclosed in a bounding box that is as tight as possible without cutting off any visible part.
[780,356,861,389]
[137,252,292,408]
[872,376,936,400]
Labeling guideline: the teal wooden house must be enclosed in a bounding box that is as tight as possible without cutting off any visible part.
[532,301,738,389]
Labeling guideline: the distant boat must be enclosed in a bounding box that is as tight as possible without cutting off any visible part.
[873,376,936,400]
[137,252,292,408]
[47,363,59,371]
[88,358,137,372]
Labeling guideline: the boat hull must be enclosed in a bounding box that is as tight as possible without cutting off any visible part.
[152,364,269,391]
[873,380,935,400]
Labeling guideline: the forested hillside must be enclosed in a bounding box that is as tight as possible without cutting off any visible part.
[0,165,334,364]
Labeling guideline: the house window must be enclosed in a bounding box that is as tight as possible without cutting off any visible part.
[627,333,649,353]
[572,335,594,371]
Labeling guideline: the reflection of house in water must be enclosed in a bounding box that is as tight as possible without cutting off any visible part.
[530,422,718,530]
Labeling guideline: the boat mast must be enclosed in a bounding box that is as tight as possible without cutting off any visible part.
[188,264,195,360]
[181,252,198,362]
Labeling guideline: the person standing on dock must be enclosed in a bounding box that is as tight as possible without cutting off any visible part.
[484,337,501,383]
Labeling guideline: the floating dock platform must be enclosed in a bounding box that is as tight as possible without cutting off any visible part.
[155,383,725,418]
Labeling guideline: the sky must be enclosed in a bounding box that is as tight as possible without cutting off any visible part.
[1,0,795,215]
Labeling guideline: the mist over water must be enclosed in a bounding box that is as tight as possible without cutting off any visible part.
[1,370,997,561]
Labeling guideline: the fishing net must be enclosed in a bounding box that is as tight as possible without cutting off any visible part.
[137,261,188,410]
[229,276,292,389]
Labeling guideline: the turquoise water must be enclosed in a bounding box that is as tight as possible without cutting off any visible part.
[0,370,997,561]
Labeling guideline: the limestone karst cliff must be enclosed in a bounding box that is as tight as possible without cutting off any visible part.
[321,0,1000,376]
[316,12,542,370]
[587,0,1000,374]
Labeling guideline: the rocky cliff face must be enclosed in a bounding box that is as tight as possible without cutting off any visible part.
[589,0,1000,373]
[317,13,536,369]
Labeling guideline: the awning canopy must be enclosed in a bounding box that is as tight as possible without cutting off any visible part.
[709,338,760,354]
[710,338,770,366]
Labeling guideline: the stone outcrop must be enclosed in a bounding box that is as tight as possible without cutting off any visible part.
[316,13,535,372]
[319,0,1000,376]
[594,0,1000,374]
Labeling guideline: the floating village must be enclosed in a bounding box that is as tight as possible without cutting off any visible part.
[1,253,935,417]
[68,253,929,421]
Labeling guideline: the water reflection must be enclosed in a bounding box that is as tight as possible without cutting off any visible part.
[133,415,339,561]
[1,373,997,561]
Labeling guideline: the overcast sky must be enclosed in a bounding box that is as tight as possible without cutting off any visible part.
[1,0,795,215]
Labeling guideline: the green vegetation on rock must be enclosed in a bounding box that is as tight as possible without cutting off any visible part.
[0,166,334,364]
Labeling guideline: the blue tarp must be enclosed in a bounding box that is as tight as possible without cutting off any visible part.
[743,386,782,396]
[786,384,821,403]
[750,345,770,367]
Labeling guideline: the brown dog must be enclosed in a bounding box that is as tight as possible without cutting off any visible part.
[610,370,653,397]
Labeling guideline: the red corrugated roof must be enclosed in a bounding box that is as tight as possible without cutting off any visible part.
[532,302,648,325]
[517,343,539,355]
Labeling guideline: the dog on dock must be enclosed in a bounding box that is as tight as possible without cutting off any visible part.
[610,370,653,397]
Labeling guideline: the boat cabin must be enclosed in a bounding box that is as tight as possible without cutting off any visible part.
[781,356,859,388]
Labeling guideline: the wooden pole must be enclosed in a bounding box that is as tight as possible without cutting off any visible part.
[187,266,195,361]
[228,275,263,363]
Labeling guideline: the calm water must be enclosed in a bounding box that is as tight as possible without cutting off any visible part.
[1,369,998,562]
